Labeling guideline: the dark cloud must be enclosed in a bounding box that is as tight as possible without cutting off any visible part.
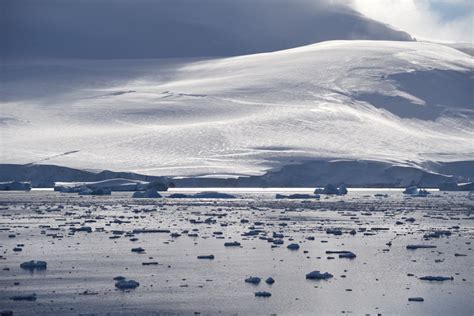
[1,0,412,59]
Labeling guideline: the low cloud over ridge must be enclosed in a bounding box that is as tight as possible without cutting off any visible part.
[2,0,412,59]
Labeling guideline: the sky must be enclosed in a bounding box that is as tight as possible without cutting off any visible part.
[1,0,412,59]
[1,0,471,60]
[351,0,474,43]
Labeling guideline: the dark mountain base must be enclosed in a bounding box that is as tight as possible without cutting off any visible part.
[173,160,473,188]
[0,164,168,188]
[1,160,472,188]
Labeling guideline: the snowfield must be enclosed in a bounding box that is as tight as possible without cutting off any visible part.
[1,41,473,177]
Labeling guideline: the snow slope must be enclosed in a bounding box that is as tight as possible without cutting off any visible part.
[1,41,473,177]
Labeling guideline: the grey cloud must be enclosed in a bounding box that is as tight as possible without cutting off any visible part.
[1,0,412,59]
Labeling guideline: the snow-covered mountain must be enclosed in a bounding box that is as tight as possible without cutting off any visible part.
[1,1,472,185]
[1,40,472,181]
[2,0,411,59]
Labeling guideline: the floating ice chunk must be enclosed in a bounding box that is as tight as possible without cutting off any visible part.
[338,184,348,195]
[409,297,424,302]
[424,230,451,239]
[20,260,47,270]
[71,226,93,233]
[325,250,356,258]
[168,192,237,199]
[265,277,275,285]
[306,271,333,280]
[133,229,171,234]
[403,186,419,195]
[197,255,215,259]
[275,194,319,199]
[406,245,437,250]
[142,261,159,265]
[131,247,145,253]
[403,186,430,197]
[245,277,261,284]
[224,241,241,247]
[419,276,453,281]
[417,189,430,197]
[272,239,284,245]
[326,228,342,236]
[338,251,356,259]
[287,243,300,250]
[9,294,36,301]
[115,279,140,290]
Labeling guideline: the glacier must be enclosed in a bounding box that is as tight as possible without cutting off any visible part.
[1,40,473,180]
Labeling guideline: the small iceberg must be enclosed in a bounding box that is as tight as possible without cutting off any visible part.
[265,277,275,285]
[115,279,140,290]
[326,228,342,236]
[20,260,47,270]
[224,241,241,247]
[272,239,284,245]
[403,185,430,197]
[406,245,437,250]
[325,250,356,259]
[0,181,31,191]
[409,297,424,302]
[287,243,300,250]
[403,185,418,194]
[314,184,348,195]
[168,191,237,199]
[338,251,356,259]
[305,270,333,280]
[255,291,271,297]
[245,276,261,284]
[131,247,145,253]
[419,276,453,281]
[197,255,215,260]
[424,230,451,239]
[132,190,162,198]
[275,193,319,199]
